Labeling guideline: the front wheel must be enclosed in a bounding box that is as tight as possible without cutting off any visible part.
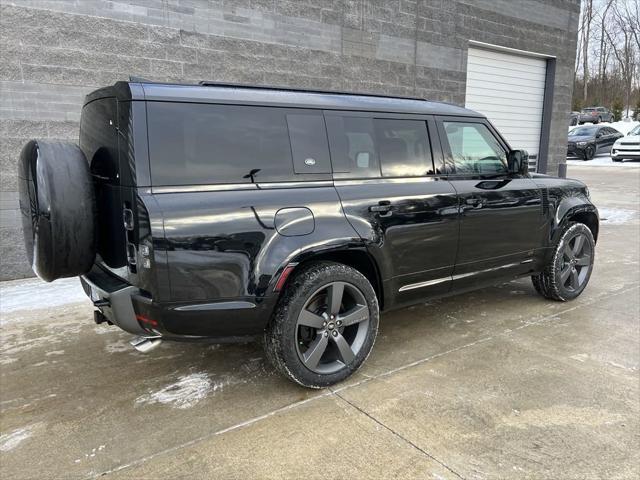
[264,262,379,388]
[532,222,595,301]
[583,145,595,160]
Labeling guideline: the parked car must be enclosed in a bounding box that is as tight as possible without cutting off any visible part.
[18,81,599,388]
[612,124,640,162]
[567,125,624,160]
[578,106,614,124]
[569,111,579,126]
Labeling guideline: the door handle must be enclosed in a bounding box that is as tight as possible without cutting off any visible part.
[369,201,393,217]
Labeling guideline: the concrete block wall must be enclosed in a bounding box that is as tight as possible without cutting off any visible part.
[0,0,580,280]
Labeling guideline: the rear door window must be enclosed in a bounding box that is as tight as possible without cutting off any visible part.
[147,103,294,185]
[374,119,433,177]
[325,115,380,178]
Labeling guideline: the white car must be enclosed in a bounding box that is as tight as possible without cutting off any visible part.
[612,124,640,162]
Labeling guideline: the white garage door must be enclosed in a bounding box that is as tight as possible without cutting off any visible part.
[465,47,547,171]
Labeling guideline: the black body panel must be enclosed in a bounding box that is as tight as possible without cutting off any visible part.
[79,81,598,340]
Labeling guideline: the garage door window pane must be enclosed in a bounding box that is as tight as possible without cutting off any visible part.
[375,119,433,177]
[148,102,293,185]
[443,122,507,175]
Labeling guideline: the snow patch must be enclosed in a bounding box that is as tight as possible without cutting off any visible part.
[0,277,89,316]
[135,373,227,409]
[599,207,635,225]
[0,423,42,452]
[105,339,133,354]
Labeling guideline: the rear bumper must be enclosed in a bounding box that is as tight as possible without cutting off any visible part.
[80,264,275,340]
[80,265,147,335]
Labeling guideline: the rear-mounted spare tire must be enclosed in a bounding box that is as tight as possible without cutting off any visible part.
[18,140,96,282]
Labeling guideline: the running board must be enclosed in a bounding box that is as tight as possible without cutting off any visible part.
[129,336,162,353]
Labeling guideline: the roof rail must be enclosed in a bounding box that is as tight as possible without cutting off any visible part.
[198,80,427,102]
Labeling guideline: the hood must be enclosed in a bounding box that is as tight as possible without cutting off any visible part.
[614,134,640,143]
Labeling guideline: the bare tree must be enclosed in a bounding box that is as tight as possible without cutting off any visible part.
[605,3,637,112]
[582,0,594,101]
[597,0,616,101]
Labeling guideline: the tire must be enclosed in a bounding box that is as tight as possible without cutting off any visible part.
[264,261,379,388]
[583,145,595,160]
[18,140,96,282]
[531,222,595,301]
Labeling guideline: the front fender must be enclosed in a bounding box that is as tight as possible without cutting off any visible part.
[549,194,598,247]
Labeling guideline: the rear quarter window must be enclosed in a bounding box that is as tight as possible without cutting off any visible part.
[147,103,296,186]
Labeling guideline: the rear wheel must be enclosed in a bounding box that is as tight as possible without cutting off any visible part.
[264,262,379,388]
[531,222,595,301]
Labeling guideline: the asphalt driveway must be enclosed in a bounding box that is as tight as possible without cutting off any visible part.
[1,166,638,479]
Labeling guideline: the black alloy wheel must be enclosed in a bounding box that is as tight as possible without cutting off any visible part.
[583,144,596,160]
[295,281,370,374]
[558,232,593,293]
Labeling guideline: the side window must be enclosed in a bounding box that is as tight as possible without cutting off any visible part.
[148,103,293,186]
[442,122,507,175]
[374,119,433,177]
[286,113,331,174]
[325,115,380,178]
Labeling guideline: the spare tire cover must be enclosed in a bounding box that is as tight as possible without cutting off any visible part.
[18,140,96,282]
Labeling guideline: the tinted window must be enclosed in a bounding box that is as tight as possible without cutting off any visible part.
[569,126,597,136]
[443,122,507,175]
[374,119,433,177]
[326,115,380,178]
[148,103,293,185]
[286,113,331,174]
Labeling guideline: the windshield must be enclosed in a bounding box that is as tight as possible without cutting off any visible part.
[629,125,640,136]
[582,108,596,112]
[569,126,597,136]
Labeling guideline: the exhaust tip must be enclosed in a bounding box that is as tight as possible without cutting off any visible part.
[130,335,162,353]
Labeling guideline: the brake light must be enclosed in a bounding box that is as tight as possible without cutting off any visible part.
[136,314,158,327]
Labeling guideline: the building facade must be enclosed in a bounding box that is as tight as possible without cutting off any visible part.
[0,0,580,280]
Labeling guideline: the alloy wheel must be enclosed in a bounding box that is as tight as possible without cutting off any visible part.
[560,232,592,292]
[295,281,370,374]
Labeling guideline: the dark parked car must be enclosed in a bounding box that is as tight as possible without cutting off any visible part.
[578,106,614,124]
[567,125,624,160]
[18,81,599,388]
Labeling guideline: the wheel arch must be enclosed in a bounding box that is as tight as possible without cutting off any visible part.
[553,198,599,245]
[274,247,384,310]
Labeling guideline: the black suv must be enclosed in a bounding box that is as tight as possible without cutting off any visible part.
[18,81,598,388]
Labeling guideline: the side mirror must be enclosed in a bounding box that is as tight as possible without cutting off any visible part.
[507,150,529,175]
[596,132,603,138]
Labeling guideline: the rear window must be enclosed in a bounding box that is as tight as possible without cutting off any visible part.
[148,103,296,186]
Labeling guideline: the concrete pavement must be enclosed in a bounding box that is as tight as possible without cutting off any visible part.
[1,166,638,479]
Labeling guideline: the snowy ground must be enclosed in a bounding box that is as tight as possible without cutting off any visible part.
[0,277,89,317]
[567,120,640,168]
